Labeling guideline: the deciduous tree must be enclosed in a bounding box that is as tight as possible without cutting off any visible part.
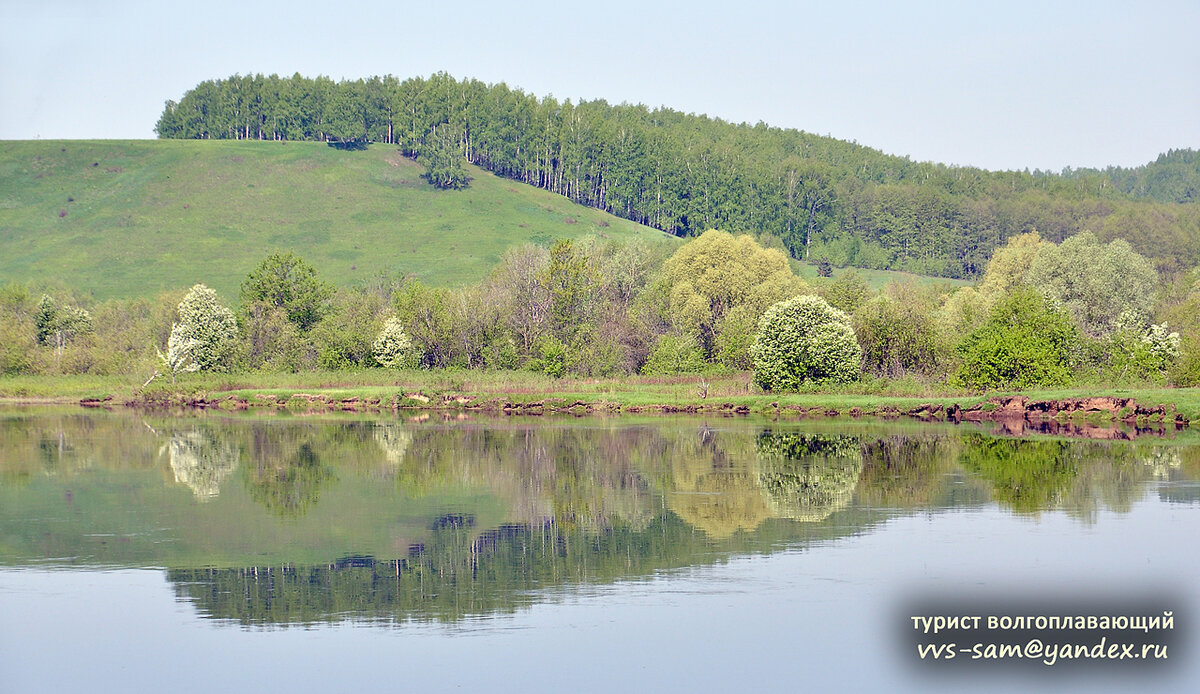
[419,123,469,189]
[954,288,1077,389]
[241,252,333,333]
[1026,232,1157,337]
[659,230,808,358]
[372,316,416,369]
[175,284,239,372]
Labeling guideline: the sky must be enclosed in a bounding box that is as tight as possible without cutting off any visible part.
[1,0,1197,172]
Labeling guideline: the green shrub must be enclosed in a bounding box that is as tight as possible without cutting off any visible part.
[642,334,707,375]
[1170,334,1200,386]
[0,315,37,374]
[483,336,521,371]
[530,337,567,378]
[242,302,311,372]
[854,294,943,377]
[820,271,872,314]
[713,306,758,370]
[1108,321,1179,384]
[751,295,861,391]
[954,289,1078,390]
[569,329,626,377]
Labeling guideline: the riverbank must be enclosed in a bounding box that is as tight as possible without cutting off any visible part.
[1,371,1197,429]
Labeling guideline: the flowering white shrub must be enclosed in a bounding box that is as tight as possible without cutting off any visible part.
[751,295,860,391]
[156,322,200,383]
[175,284,239,372]
[372,316,416,369]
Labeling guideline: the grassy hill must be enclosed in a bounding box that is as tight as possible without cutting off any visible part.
[0,140,675,300]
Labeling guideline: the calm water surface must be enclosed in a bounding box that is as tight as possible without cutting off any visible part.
[1,409,1197,692]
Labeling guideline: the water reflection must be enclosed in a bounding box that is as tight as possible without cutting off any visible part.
[958,436,1077,513]
[1,410,1197,626]
[374,423,411,466]
[856,433,967,508]
[756,431,863,522]
[243,438,335,518]
[163,428,239,501]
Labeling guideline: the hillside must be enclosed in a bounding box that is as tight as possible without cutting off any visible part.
[155,73,1200,278]
[0,139,674,300]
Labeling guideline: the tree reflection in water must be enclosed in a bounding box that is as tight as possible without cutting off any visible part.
[242,426,337,518]
[1,411,1198,626]
[163,427,239,500]
[756,431,863,522]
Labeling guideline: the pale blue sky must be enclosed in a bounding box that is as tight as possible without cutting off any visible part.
[1,0,1197,171]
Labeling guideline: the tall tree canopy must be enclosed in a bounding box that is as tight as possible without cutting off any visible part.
[1026,232,1158,337]
[657,230,808,358]
[240,252,333,333]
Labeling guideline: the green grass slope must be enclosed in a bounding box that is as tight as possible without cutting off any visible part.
[0,140,675,300]
[795,262,971,290]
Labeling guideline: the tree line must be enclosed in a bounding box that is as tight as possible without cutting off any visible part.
[5,229,1200,391]
[155,73,1200,277]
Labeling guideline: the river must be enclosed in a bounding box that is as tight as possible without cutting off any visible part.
[1,409,1196,692]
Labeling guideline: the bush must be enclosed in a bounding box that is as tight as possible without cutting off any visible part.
[855,292,944,377]
[1157,269,1200,386]
[1171,334,1200,386]
[529,336,567,378]
[713,307,757,370]
[314,290,388,369]
[820,271,872,314]
[483,336,521,371]
[0,314,36,374]
[954,289,1078,390]
[642,334,707,375]
[568,328,626,377]
[1108,320,1179,384]
[88,296,173,377]
[242,301,311,372]
[751,295,861,391]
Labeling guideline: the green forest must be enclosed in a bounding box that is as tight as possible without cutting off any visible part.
[155,73,1200,278]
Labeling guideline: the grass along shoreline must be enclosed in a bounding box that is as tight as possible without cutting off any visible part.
[0,371,1196,428]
